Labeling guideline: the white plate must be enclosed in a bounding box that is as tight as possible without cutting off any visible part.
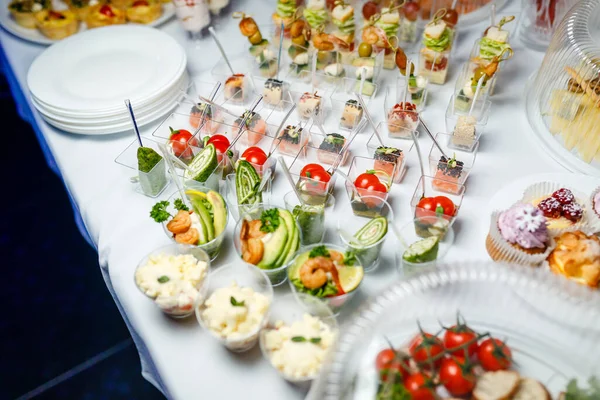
[0,0,174,46]
[31,72,188,123]
[27,25,185,112]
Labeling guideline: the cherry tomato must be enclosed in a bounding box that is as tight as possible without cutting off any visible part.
[362,1,379,20]
[403,1,420,22]
[132,0,149,6]
[241,146,267,166]
[444,324,478,358]
[169,127,197,159]
[206,135,230,154]
[300,163,327,177]
[354,172,387,193]
[416,196,456,219]
[300,164,330,193]
[99,4,115,17]
[403,372,436,400]
[439,357,476,397]
[409,332,444,369]
[442,8,459,27]
[375,349,409,382]
[477,338,512,371]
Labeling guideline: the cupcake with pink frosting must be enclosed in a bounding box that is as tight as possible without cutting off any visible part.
[486,203,553,266]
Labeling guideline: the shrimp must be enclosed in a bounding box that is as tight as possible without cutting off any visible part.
[175,227,199,245]
[167,210,192,234]
[312,32,335,51]
[242,238,264,265]
[329,250,344,264]
[300,256,338,289]
[362,25,386,45]
[240,219,250,240]
[247,219,266,239]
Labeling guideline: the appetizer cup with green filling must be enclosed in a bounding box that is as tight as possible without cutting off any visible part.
[286,243,364,315]
[195,260,273,352]
[225,173,273,222]
[284,191,335,246]
[233,204,301,287]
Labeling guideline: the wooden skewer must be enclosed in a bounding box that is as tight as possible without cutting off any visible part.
[565,67,600,108]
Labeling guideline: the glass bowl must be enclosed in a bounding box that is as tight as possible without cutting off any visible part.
[134,243,210,318]
[312,261,600,399]
[259,293,338,384]
[195,260,273,352]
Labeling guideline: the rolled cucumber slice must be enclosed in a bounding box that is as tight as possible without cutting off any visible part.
[352,217,388,246]
[236,160,262,205]
[184,144,218,183]
[402,236,439,263]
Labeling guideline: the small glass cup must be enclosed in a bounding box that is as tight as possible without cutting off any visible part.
[114,137,170,198]
[383,86,420,136]
[286,243,363,315]
[289,145,339,205]
[345,156,392,215]
[135,243,211,318]
[232,203,297,286]
[410,175,465,235]
[273,120,311,157]
[259,293,338,383]
[428,132,478,193]
[229,121,280,178]
[418,47,451,85]
[394,216,455,277]
[195,260,273,352]
[284,191,335,246]
[308,127,352,167]
[289,90,331,123]
[396,74,429,111]
[224,173,273,222]
[211,62,255,107]
[445,94,491,152]
[365,124,415,184]
[336,196,394,273]
[160,190,229,261]
[453,63,496,111]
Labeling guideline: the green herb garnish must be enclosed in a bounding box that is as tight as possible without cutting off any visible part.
[291,336,307,342]
[230,296,246,307]
[343,250,358,266]
[150,201,172,223]
[260,209,281,233]
[174,198,189,212]
[157,275,170,283]
[309,245,330,258]
[310,337,321,344]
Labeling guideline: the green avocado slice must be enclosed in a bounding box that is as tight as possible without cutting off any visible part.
[206,191,227,237]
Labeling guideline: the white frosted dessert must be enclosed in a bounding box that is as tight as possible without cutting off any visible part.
[263,314,336,380]
[135,253,208,316]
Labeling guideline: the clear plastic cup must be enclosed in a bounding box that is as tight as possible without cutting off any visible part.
[336,196,394,272]
[453,63,496,112]
[445,94,491,152]
[286,243,363,315]
[160,190,229,261]
[396,74,429,111]
[383,86,420,137]
[428,132,478,193]
[394,216,455,277]
[259,293,338,383]
[410,175,465,233]
[365,124,415,184]
[210,57,255,106]
[307,128,352,168]
[321,95,368,133]
[195,260,273,352]
[224,173,273,222]
[418,46,451,85]
[344,155,392,215]
[289,144,339,205]
[135,244,211,318]
[233,204,298,286]
[284,191,335,246]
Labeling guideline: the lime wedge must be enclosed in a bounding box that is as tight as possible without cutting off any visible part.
[338,266,364,293]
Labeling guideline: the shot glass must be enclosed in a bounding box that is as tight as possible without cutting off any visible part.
[366,123,415,184]
[289,145,339,205]
[345,155,392,215]
[453,63,496,112]
[418,47,451,85]
[308,127,352,167]
[284,191,335,246]
[394,216,455,277]
[273,119,311,157]
[445,94,491,152]
[336,196,394,272]
[224,173,273,222]
[211,58,255,106]
[195,260,273,352]
[384,86,420,137]
[230,123,280,178]
[428,132,478,193]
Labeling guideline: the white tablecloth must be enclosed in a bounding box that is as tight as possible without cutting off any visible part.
[2,1,593,398]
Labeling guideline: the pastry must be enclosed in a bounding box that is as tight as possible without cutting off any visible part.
[224,74,245,101]
[547,231,600,288]
[84,3,125,28]
[35,9,79,39]
[125,0,162,24]
[8,0,50,28]
[486,203,552,266]
[532,187,585,231]
[107,0,130,9]
[68,0,103,20]
[340,99,362,130]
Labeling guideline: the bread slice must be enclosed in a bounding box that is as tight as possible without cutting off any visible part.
[512,378,551,400]
[473,371,521,400]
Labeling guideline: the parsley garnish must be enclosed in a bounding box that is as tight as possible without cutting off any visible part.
[174,198,189,212]
[309,245,330,258]
[310,337,321,344]
[150,201,172,223]
[230,296,245,307]
[157,276,170,283]
[260,209,281,233]
[343,251,358,266]
[291,336,322,343]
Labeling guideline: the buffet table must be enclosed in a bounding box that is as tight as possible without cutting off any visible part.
[1,1,593,398]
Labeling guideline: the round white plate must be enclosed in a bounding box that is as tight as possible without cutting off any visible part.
[27,25,185,111]
[0,0,174,46]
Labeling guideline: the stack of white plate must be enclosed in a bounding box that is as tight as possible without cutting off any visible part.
[27,25,188,135]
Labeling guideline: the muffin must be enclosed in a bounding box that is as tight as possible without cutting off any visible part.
[8,0,50,28]
[35,9,79,39]
[486,203,552,266]
[125,0,161,24]
[547,230,600,288]
[84,3,125,28]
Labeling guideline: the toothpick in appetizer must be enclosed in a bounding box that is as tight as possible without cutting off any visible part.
[419,9,451,84]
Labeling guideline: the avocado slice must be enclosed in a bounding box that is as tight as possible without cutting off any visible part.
[206,191,227,237]
[287,250,310,281]
[188,196,214,243]
[275,209,298,268]
[257,218,288,270]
